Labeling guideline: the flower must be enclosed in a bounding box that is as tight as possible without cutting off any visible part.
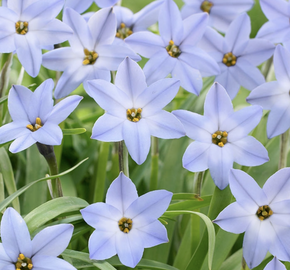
[81,172,172,268]
[0,0,73,77]
[0,207,76,270]
[172,82,269,190]
[257,0,290,44]
[264,257,286,270]
[42,7,140,99]
[199,13,275,99]
[64,0,119,13]
[125,0,219,95]
[86,57,185,165]
[247,45,290,138]
[214,169,290,268]
[0,79,82,153]
[181,0,254,33]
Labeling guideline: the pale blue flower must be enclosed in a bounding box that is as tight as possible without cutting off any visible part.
[42,7,140,99]
[64,0,119,13]
[125,0,219,95]
[247,45,290,138]
[199,13,275,99]
[86,57,185,165]
[81,172,172,268]
[173,82,268,190]
[0,79,82,153]
[0,207,76,270]
[264,258,286,270]
[0,0,73,77]
[214,169,290,268]
[181,0,253,33]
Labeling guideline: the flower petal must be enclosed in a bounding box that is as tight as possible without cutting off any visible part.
[32,224,73,256]
[231,136,269,166]
[114,6,133,28]
[123,119,151,165]
[269,200,290,227]
[94,0,118,8]
[274,45,290,86]
[0,243,12,266]
[31,122,62,145]
[260,0,289,20]
[267,105,290,138]
[1,208,32,261]
[9,133,36,153]
[106,172,139,214]
[32,255,76,270]
[0,122,30,145]
[264,257,287,270]
[64,0,93,13]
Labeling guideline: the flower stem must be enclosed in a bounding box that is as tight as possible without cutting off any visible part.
[193,171,204,199]
[279,129,290,170]
[150,137,159,191]
[118,141,129,177]
[36,143,63,198]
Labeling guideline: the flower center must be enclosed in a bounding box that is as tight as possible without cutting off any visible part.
[118,217,133,233]
[26,117,42,132]
[200,1,213,13]
[222,52,237,67]
[116,22,133,40]
[15,21,29,35]
[256,205,273,221]
[15,254,33,270]
[166,40,181,58]
[212,130,228,147]
[83,48,98,65]
[127,108,142,122]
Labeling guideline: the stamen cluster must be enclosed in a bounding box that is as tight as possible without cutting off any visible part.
[166,40,181,58]
[200,1,213,13]
[256,205,273,221]
[26,117,42,132]
[15,254,33,270]
[222,52,237,67]
[83,48,98,65]
[212,130,228,147]
[127,108,142,122]
[118,217,133,233]
[116,23,133,39]
[15,21,29,35]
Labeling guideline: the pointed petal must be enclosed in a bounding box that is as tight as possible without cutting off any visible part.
[64,0,93,13]
[31,122,62,145]
[135,78,180,116]
[229,169,268,207]
[115,58,147,102]
[114,6,133,28]
[159,0,184,45]
[172,110,213,142]
[125,190,172,226]
[32,255,76,270]
[88,230,117,260]
[123,119,151,165]
[106,172,138,214]
[91,114,124,142]
[32,224,73,256]
[0,30,16,53]
[172,60,202,95]
[9,133,36,153]
[1,208,32,261]
[0,243,11,266]
[214,202,255,233]
[269,201,290,227]
[116,230,143,268]
[264,257,287,270]
[145,111,185,139]
[204,82,233,128]
[231,136,269,166]
[223,105,262,142]
[88,7,116,47]
[208,144,233,190]
[137,220,168,248]
[274,45,290,86]
[94,0,118,8]
[267,105,290,138]
[0,122,30,144]
[182,141,210,172]
[260,0,289,20]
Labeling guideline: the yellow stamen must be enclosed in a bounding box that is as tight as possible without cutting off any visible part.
[28,264,33,270]
[127,108,142,122]
[19,254,25,260]
[169,40,174,46]
[36,117,41,126]
[26,124,34,131]
[218,142,224,147]
[118,217,133,233]
[83,48,98,65]
[120,22,126,28]
[82,59,90,65]
[212,133,217,138]
[133,118,139,122]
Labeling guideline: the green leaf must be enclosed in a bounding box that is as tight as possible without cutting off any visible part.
[168,195,212,211]
[0,147,20,212]
[164,210,215,270]
[0,95,7,105]
[24,196,89,233]
[62,128,87,135]
[0,158,88,212]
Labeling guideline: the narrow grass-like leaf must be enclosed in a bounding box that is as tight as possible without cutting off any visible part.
[63,128,87,135]
[168,195,212,211]
[0,95,7,105]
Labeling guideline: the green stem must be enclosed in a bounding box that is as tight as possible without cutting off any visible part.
[279,129,290,170]
[93,142,110,202]
[36,143,63,198]
[193,171,204,199]
[149,137,159,191]
[118,141,129,177]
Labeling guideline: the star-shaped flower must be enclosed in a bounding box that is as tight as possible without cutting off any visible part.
[257,0,290,44]
[0,79,82,153]
[173,82,269,190]
[0,207,76,270]
[264,257,286,270]
[0,0,73,77]
[86,57,185,165]
[42,7,140,99]
[247,45,290,138]
[181,0,254,33]
[214,168,290,268]
[199,13,275,99]
[81,172,172,268]
[125,0,220,95]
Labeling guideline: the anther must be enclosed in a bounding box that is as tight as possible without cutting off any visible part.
[127,108,142,122]
[222,52,237,67]
[83,48,98,65]
[200,0,213,13]
[15,21,29,35]
[26,117,43,132]
[166,40,181,58]
[118,217,133,233]
[256,205,273,220]
[116,23,133,39]
[212,130,228,147]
